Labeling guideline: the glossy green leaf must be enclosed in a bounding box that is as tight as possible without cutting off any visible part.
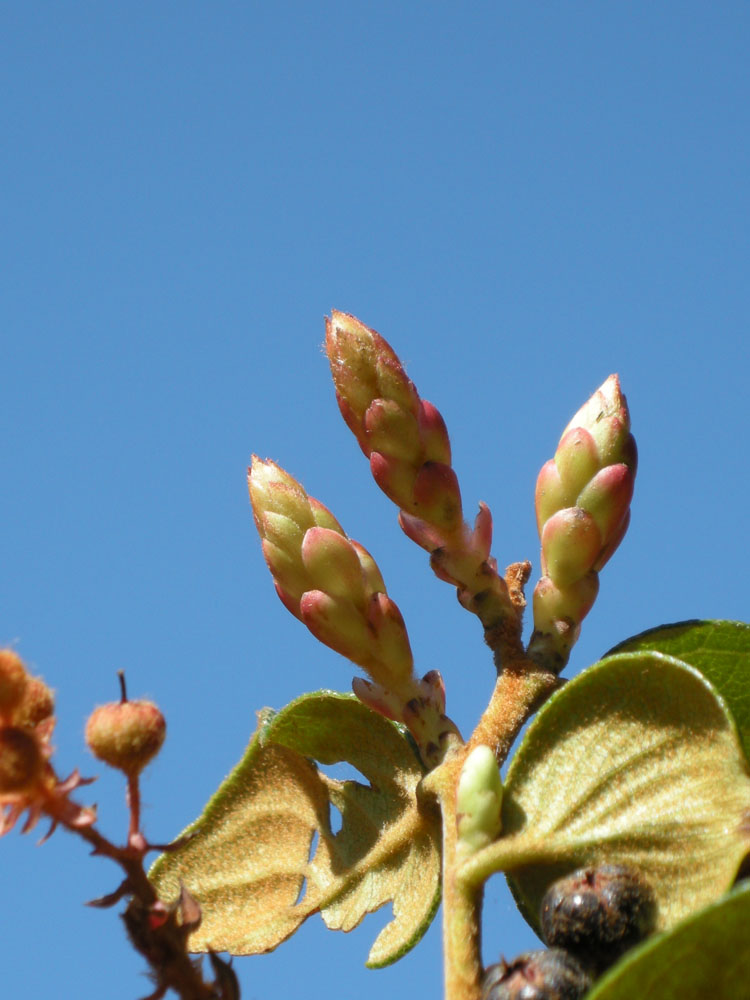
[149,691,441,967]
[587,881,750,999]
[608,619,750,757]
[465,652,750,935]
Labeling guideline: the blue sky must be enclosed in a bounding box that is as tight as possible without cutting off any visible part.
[2,4,749,998]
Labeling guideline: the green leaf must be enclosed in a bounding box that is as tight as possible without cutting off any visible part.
[587,881,750,999]
[466,652,750,936]
[149,691,441,968]
[608,619,750,758]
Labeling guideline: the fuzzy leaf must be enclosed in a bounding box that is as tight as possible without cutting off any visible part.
[496,652,750,936]
[608,619,750,757]
[586,881,750,999]
[149,692,441,968]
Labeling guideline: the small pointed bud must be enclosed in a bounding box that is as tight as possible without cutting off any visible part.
[563,374,633,466]
[85,699,166,776]
[456,745,503,859]
[412,462,463,533]
[471,503,493,562]
[364,398,421,461]
[366,594,414,685]
[0,727,45,793]
[535,459,568,534]
[351,677,405,722]
[326,311,419,455]
[370,451,419,510]
[532,573,599,636]
[301,527,367,606]
[398,511,445,553]
[553,427,600,499]
[300,590,376,669]
[541,508,602,588]
[0,650,29,717]
[576,464,634,547]
[417,400,452,465]
[349,540,387,595]
[594,510,631,572]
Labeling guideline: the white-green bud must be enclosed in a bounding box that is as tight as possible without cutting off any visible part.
[456,744,503,859]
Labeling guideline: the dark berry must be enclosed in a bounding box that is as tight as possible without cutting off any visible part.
[540,864,656,970]
[482,949,592,1000]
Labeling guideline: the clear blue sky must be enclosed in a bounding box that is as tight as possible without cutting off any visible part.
[2,4,749,998]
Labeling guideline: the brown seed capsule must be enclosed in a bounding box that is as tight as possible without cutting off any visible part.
[540,864,656,970]
[85,700,166,775]
[0,726,44,792]
[14,676,55,728]
[0,650,29,716]
[482,949,592,1000]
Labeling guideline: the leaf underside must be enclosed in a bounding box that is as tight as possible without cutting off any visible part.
[501,652,750,936]
[586,880,750,999]
[149,691,441,968]
[608,619,750,758]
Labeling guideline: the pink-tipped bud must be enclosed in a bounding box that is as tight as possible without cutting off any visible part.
[301,527,368,607]
[85,699,166,776]
[366,594,414,685]
[541,508,603,588]
[535,376,636,583]
[0,650,29,717]
[0,726,45,793]
[563,374,634,466]
[531,375,636,671]
[300,590,376,669]
[412,463,463,533]
[326,311,420,455]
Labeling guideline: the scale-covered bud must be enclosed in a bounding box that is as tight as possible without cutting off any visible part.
[531,375,636,672]
[482,949,592,1000]
[540,864,656,970]
[85,699,166,776]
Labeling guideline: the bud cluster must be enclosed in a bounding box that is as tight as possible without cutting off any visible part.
[249,456,458,764]
[530,375,636,671]
[326,311,517,645]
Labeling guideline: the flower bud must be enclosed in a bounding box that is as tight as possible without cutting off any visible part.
[456,745,503,858]
[531,375,636,672]
[85,699,166,776]
[250,456,416,693]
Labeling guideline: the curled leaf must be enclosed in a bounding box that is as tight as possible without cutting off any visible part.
[149,692,441,968]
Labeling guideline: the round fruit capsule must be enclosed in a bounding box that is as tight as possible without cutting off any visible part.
[540,864,656,969]
[482,948,592,1000]
[85,699,166,776]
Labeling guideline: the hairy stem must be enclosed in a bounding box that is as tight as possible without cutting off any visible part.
[46,794,216,1000]
[427,754,484,1000]
[424,650,558,1000]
